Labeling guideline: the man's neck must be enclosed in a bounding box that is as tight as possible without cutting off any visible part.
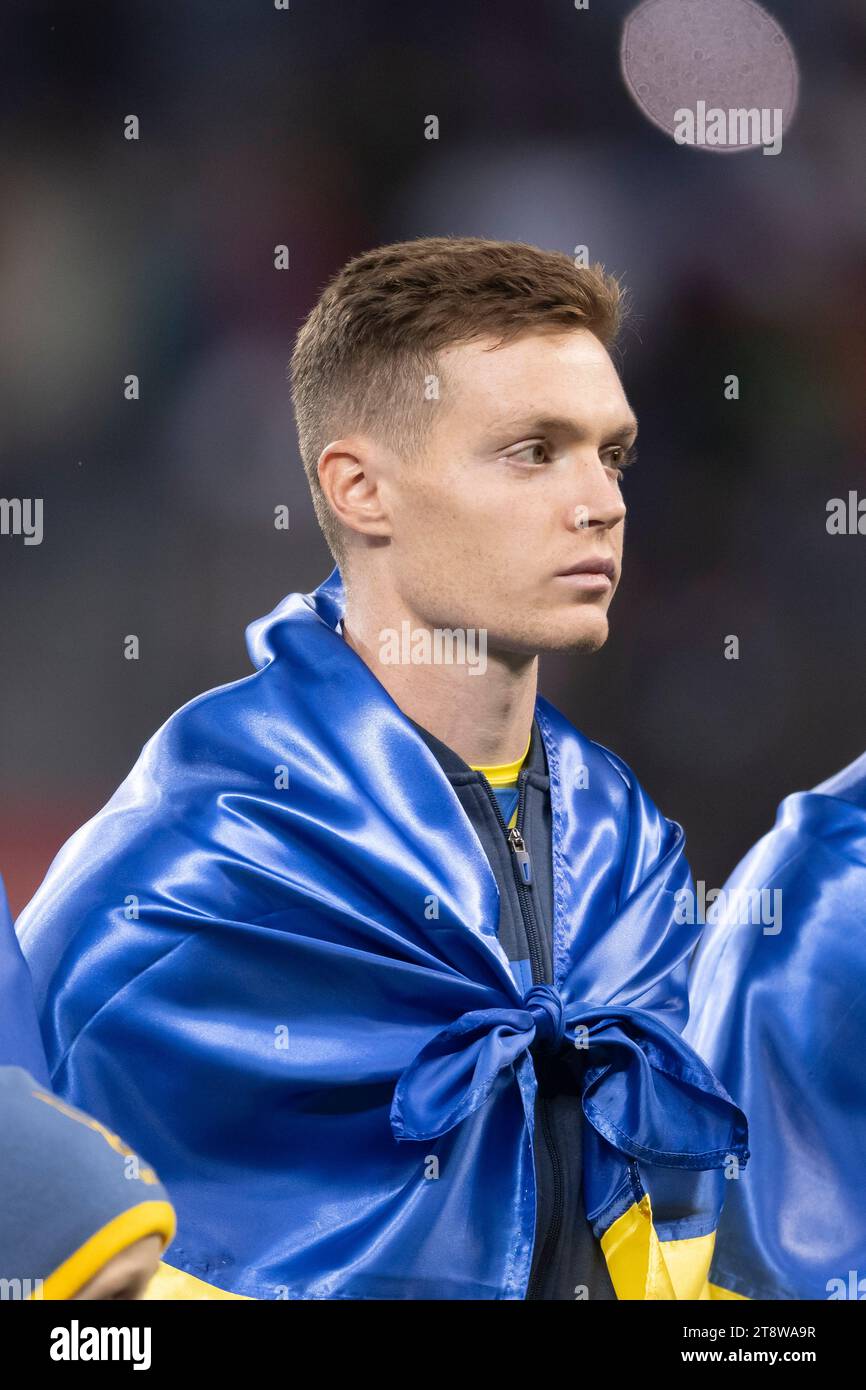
[340,596,538,768]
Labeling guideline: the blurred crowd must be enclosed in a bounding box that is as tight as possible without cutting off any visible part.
[1,0,864,909]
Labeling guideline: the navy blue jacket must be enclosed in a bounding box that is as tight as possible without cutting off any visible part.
[408,714,616,1301]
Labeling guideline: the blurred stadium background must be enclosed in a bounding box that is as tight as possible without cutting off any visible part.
[1,0,864,915]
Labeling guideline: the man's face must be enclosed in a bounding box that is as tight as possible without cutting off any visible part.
[379,327,635,656]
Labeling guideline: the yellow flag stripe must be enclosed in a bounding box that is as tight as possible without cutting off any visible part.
[601,1194,749,1300]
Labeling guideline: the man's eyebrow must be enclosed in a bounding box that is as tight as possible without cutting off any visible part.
[486,414,639,443]
[606,419,639,441]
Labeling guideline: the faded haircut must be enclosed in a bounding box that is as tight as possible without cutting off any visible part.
[290,236,625,565]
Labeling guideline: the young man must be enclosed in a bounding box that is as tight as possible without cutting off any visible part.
[18,237,747,1300]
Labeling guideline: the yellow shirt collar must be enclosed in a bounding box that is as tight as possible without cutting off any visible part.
[468,728,532,786]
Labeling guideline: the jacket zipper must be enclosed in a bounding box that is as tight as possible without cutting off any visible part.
[477,768,564,1301]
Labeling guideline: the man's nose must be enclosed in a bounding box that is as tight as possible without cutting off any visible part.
[569,458,627,532]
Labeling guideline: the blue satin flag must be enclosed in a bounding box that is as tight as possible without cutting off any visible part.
[686,752,866,1300]
[0,873,50,1088]
[18,568,747,1299]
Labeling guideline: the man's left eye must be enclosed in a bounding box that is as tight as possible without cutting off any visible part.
[603,445,637,476]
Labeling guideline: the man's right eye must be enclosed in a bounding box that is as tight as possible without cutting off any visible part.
[505,442,550,466]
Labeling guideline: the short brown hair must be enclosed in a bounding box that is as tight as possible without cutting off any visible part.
[290,236,625,565]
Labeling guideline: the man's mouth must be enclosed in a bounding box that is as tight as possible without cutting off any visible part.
[554,556,616,591]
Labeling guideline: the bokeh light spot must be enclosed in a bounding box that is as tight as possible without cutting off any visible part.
[621,0,799,153]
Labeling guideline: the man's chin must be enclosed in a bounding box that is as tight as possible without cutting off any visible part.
[539,619,610,654]
[493,611,610,657]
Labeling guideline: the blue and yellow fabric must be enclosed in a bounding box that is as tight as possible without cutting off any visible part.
[0,878,175,1299]
[0,1066,175,1299]
[18,567,748,1299]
